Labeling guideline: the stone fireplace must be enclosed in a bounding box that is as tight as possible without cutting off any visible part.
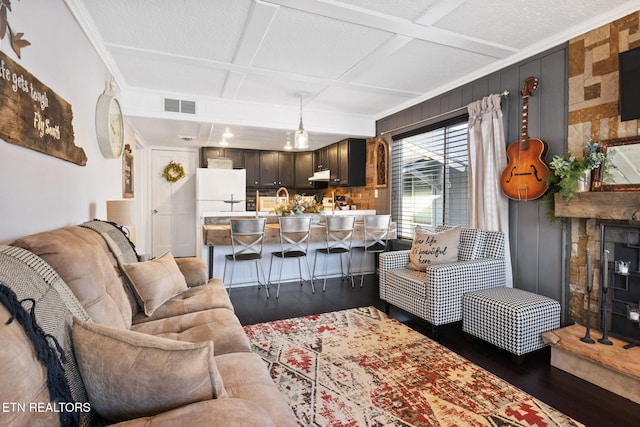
[600,223,640,345]
[556,193,640,333]
[566,11,640,330]
[536,11,640,405]
[550,193,640,404]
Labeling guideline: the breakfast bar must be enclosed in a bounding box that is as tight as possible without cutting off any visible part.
[200,211,396,283]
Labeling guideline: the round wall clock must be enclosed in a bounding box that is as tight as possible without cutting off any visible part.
[95,88,124,158]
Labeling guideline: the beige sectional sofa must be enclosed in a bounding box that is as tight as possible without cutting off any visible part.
[0,221,296,426]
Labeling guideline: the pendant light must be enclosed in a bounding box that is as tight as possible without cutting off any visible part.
[294,98,309,149]
[284,135,293,150]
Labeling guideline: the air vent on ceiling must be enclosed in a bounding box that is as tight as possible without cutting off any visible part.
[180,100,196,114]
[164,98,196,114]
[164,98,180,112]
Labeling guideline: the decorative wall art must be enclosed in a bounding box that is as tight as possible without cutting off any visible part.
[0,50,87,165]
[123,144,134,198]
[0,0,31,58]
[375,138,388,188]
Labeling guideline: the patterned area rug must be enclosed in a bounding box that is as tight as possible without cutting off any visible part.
[243,306,583,427]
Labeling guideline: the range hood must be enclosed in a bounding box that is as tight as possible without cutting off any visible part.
[308,169,331,181]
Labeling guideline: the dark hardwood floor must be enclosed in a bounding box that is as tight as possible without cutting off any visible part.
[230,275,640,427]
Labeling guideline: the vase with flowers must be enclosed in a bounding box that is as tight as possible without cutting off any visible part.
[272,194,324,216]
[541,139,608,221]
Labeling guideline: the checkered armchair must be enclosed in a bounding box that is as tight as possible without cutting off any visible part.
[379,226,506,339]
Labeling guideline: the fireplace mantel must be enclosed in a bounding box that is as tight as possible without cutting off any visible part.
[554,192,640,220]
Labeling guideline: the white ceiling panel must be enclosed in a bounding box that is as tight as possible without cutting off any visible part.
[333,0,439,20]
[83,0,253,62]
[234,73,327,106]
[433,0,623,49]
[312,86,416,116]
[252,7,391,79]
[68,0,639,148]
[111,51,228,97]
[350,39,495,93]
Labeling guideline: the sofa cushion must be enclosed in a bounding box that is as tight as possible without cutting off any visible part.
[407,226,461,271]
[131,308,251,355]
[11,226,133,330]
[110,399,278,427]
[216,352,299,427]
[72,317,227,422]
[175,257,209,287]
[131,279,234,325]
[122,252,188,316]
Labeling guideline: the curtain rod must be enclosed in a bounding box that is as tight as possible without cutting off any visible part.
[380,90,510,137]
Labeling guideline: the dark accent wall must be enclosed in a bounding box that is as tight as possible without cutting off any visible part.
[376,45,569,319]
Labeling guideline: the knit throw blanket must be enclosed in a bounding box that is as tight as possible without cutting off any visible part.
[0,245,92,427]
[80,220,142,315]
[80,220,139,265]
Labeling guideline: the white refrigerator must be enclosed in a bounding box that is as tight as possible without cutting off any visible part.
[195,168,246,258]
[196,168,246,213]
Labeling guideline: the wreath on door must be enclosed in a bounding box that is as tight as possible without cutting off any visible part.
[162,161,185,183]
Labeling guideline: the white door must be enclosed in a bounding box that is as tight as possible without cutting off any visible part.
[151,149,197,257]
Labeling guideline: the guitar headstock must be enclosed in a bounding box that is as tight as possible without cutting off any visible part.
[521,76,538,98]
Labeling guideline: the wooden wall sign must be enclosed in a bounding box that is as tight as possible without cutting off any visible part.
[123,144,134,198]
[375,138,388,188]
[0,50,87,165]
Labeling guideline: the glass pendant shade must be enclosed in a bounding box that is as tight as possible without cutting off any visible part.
[294,99,309,149]
[294,126,308,149]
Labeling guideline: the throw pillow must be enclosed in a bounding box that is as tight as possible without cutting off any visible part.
[72,317,226,422]
[406,225,461,271]
[174,257,208,287]
[122,251,188,315]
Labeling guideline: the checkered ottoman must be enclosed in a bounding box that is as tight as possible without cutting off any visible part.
[462,287,560,358]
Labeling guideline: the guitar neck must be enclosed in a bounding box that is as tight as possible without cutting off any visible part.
[520,96,530,148]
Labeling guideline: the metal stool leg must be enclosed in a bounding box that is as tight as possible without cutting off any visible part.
[276,255,284,299]
[305,258,315,294]
[229,259,235,295]
[222,258,229,293]
[297,258,303,286]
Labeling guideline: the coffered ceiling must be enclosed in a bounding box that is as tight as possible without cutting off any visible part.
[66,0,640,151]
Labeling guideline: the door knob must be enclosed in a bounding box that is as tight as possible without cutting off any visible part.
[153,209,158,214]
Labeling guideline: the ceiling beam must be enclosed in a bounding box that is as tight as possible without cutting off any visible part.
[221,0,279,99]
[107,43,422,99]
[263,0,517,58]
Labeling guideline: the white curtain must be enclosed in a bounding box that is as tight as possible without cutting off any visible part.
[467,94,513,286]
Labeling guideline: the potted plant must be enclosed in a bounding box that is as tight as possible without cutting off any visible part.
[541,140,607,221]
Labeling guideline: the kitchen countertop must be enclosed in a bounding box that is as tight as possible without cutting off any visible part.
[201,209,376,218]
[202,219,396,246]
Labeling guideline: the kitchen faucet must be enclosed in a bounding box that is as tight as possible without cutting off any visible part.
[275,187,289,205]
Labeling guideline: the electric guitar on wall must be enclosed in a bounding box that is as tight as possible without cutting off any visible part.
[501,76,550,201]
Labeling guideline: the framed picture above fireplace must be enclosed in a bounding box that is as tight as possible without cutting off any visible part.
[593,136,640,191]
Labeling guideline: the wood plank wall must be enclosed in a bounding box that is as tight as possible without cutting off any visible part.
[376,45,570,319]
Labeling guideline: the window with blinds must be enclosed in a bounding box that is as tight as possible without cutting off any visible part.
[391,119,469,240]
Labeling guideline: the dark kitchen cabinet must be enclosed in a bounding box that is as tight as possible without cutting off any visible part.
[314,146,329,171]
[200,147,225,167]
[259,151,278,187]
[327,143,339,183]
[245,151,260,187]
[224,148,245,169]
[333,138,366,186]
[295,151,315,188]
[259,151,293,187]
[278,152,295,187]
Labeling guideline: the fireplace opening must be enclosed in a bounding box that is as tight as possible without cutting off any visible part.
[599,223,640,348]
